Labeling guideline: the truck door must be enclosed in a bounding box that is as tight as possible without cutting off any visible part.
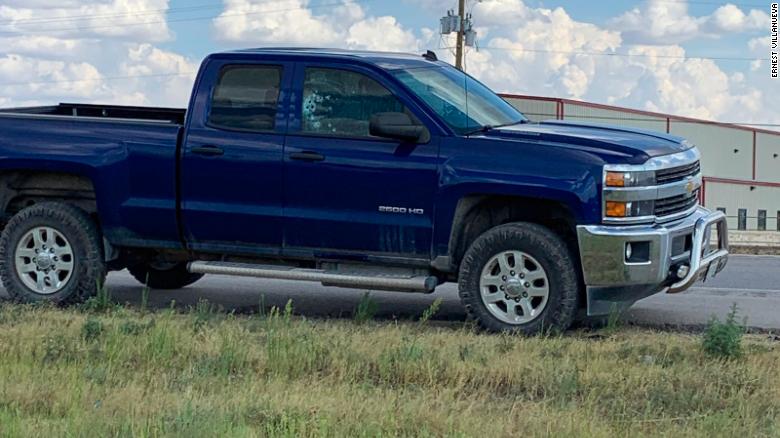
[180,60,293,255]
[283,64,440,260]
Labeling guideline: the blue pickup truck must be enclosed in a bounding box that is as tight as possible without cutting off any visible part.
[0,48,729,333]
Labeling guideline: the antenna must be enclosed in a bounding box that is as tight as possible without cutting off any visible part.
[423,50,438,61]
[464,65,471,133]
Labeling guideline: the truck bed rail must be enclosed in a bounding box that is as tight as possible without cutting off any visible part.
[0,103,186,124]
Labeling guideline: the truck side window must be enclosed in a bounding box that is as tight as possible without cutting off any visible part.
[301,68,404,138]
[209,65,282,132]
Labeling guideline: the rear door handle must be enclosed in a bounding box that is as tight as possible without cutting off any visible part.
[290,151,325,162]
[191,145,224,156]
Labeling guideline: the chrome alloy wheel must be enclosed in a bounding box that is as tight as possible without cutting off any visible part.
[479,250,550,325]
[14,226,75,295]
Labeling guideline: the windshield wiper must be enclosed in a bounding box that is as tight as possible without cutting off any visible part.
[463,119,529,136]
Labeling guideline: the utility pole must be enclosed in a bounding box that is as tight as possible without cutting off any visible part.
[440,1,476,71]
[454,0,465,71]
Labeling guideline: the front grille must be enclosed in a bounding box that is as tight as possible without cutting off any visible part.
[654,190,699,217]
[655,161,700,185]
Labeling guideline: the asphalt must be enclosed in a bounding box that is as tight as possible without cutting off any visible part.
[1,254,778,330]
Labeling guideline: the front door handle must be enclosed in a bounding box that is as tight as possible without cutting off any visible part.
[290,151,325,162]
[191,145,224,156]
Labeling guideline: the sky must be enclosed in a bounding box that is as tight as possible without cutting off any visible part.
[0,0,777,128]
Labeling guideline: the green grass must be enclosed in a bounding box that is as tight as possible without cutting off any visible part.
[0,301,778,437]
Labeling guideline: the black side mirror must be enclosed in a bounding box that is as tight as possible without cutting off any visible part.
[369,112,427,143]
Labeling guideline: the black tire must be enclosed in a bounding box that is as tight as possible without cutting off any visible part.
[458,222,579,334]
[128,262,203,290]
[0,202,106,304]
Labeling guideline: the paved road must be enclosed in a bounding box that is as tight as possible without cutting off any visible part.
[1,254,778,330]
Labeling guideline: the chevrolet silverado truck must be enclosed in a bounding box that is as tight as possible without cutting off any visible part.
[0,48,729,333]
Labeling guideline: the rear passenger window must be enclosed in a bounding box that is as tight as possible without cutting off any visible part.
[301,68,404,138]
[209,65,282,132]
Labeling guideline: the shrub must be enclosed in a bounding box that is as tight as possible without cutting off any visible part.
[191,299,219,331]
[82,281,117,313]
[119,319,153,336]
[353,292,378,324]
[81,317,104,342]
[702,303,745,359]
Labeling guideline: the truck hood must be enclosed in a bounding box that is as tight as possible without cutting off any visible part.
[484,120,692,162]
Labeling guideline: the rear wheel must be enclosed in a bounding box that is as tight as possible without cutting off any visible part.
[0,202,105,304]
[128,262,204,290]
[458,222,579,334]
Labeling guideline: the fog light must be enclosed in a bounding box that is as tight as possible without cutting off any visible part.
[676,264,690,279]
[625,243,632,260]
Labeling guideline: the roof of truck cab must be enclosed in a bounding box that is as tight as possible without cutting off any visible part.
[213,47,443,70]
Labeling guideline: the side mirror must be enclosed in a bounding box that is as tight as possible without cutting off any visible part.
[369,112,427,143]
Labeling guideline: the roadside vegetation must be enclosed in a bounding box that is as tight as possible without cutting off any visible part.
[0,298,776,437]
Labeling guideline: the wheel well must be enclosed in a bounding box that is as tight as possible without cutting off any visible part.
[448,195,580,269]
[0,171,97,223]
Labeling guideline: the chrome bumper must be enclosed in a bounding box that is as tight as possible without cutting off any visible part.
[576,207,729,316]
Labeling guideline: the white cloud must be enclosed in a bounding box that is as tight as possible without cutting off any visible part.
[0,54,111,106]
[119,44,199,107]
[611,0,769,44]
[0,36,89,60]
[709,4,769,32]
[213,0,419,52]
[0,1,196,108]
[346,16,419,52]
[0,0,172,42]
[213,0,341,45]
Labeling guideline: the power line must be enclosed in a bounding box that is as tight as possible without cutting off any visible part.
[2,74,778,129]
[0,0,374,36]
[0,3,223,27]
[0,72,197,88]
[635,0,767,8]
[0,0,765,28]
[442,45,765,62]
[0,46,766,88]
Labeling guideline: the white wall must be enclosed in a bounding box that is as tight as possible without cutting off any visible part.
[755,132,780,183]
[705,181,780,231]
[669,122,754,180]
[564,102,668,133]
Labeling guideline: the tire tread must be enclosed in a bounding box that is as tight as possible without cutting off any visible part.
[458,222,579,334]
[0,202,105,304]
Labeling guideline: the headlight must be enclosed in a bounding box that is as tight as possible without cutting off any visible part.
[602,148,702,225]
[604,170,655,187]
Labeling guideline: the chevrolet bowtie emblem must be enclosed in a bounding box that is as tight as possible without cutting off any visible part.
[686,180,695,194]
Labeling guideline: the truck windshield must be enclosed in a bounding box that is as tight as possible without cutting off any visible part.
[392,66,527,135]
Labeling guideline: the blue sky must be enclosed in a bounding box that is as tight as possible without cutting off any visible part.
[0,0,776,126]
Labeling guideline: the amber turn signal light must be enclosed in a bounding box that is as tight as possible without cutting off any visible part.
[605,201,628,217]
[605,171,627,187]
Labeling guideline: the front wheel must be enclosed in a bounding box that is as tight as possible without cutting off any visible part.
[0,203,106,304]
[128,262,204,290]
[458,222,579,334]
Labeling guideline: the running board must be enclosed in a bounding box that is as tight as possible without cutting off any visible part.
[188,261,438,293]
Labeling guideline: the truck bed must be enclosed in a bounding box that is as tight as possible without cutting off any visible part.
[0,102,185,248]
[0,103,186,124]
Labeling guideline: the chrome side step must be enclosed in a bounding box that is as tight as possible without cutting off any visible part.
[188,261,438,293]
